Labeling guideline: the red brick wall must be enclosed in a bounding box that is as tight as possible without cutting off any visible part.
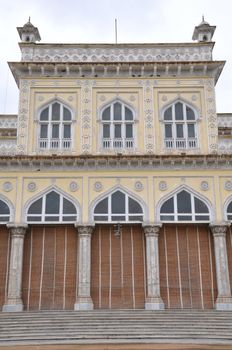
[91,225,146,309]
[159,225,217,309]
[22,225,77,310]
[0,226,10,310]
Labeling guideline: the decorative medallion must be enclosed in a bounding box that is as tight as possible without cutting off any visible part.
[201,181,209,191]
[129,95,136,102]
[100,95,106,102]
[94,181,103,192]
[191,95,197,101]
[3,182,13,192]
[225,181,232,191]
[27,182,37,192]
[159,181,167,191]
[68,96,74,102]
[38,96,44,102]
[162,95,167,102]
[134,181,144,191]
[69,181,79,192]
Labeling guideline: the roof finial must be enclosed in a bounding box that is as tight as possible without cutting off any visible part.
[202,14,204,22]
[28,16,31,23]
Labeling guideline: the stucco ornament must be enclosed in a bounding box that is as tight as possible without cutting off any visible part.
[3,182,13,192]
[225,181,232,191]
[134,181,144,191]
[201,181,209,191]
[94,181,103,192]
[69,181,79,192]
[159,181,167,191]
[27,182,37,192]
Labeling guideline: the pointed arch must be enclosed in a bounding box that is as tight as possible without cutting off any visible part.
[161,97,199,120]
[156,185,213,222]
[90,185,147,223]
[99,99,135,150]
[36,97,74,120]
[24,185,80,224]
[37,98,74,150]
[224,194,232,221]
[161,98,199,150]
[0,194,14,223]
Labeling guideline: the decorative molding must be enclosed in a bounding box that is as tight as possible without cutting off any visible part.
[201,180,209,191]
[75,225,95,236]
[159,181,167,191]
[225,180,232,191]
[134,181,144,191]
[94,181,103,192]
[3,181,13,192]
[27,182,37,192]
[69,181,79,192]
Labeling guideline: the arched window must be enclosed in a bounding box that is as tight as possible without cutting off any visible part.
[94,190,143,222]
[38,101,72,150]
[0,199,10,223]
[160,190,210,222]
[226,200,232,220]
[163,101,198,149]
[27,190,77,223]
[101,101,134,150]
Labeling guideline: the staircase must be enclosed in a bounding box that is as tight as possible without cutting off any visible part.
[0,310,232,346]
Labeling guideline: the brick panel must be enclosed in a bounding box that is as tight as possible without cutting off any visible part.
[0,226,10,310]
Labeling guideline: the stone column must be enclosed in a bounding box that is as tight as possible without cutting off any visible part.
[3,224,28,312]
[74,224,95,310]
[143,223,164,310]
[210,222,232,310]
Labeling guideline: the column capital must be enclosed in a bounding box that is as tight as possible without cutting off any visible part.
[7,223,28,238]
[142,222,162,237]
[74,224,95,236]
[209,221,230,237]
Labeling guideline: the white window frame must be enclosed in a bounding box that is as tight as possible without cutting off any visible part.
[159,191,210,223]
[163,101,198,150]
[226,200,232,220]
[38,101,73,150]
[27,191,77,224]
[101,101,135,150]
[0,199,10,223]
[94,191,143,223]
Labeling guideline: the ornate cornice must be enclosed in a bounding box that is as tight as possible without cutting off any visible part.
[1,154,232,171]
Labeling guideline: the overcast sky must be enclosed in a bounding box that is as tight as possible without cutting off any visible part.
[0,0,231,114]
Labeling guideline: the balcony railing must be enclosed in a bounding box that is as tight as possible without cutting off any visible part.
[38,138,72,150]
[102,138,134,150]
[164,138,197,150]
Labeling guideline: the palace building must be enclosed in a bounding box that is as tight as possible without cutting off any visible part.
[0,18,232,348]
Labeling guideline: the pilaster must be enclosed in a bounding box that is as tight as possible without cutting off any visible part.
[74,224,95,310]
[3,224,28,312]
[143,223,165,310]
[210,222,232,310]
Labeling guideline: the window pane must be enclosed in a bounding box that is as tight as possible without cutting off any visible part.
[40,107,49,121]
[228,202,232,213]
[164,107,172,120]
[165,124,172,138]
[129,215,143,221]
[112,191,125,214]
[63,107,71,120]
[102,107,110,120]
[175,102,183,120]
[194,197,209,214]
[94,198,108,214]
[28,198,42,214]
[45,216,59,221]
[126,124,133,138]
[227,214,232,220]
[160,197,174,213]
[195,215,210,221]
[186,106,195,120]
[27,216,41,222]
[52,124,59,138]
[52,103,60,120]
[45,191,60,214]
[40,125,48,138]
[63,198,76,214]
[160,215,174,221]
[0,200,10,215]
[177,191,191,213]
[188,124,195,138]
[177,215,192,221]
[129,198,142,214]
[114,103,122,120]
[94,215,108,221]
[114,124,121,138]
[176,124,184,138]
[103,124,110,138]
[125,107,133,120]
[111,215,125,221]
[63,216,76,221]
[0,216,9,221]
[63,125,71,138]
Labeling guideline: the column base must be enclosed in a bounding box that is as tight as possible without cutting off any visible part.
[145,297,165,310]
[215,296,232,310]
[2,299,24,312]
[74,297,94,310]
